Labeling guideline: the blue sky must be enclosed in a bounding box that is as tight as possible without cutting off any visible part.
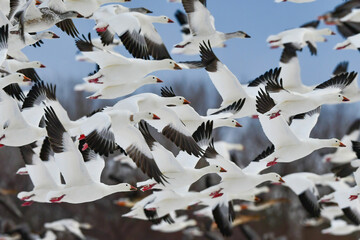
[22,0,359,92]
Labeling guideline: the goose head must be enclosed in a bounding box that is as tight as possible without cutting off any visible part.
[25,61,46,69]
[61,11,83,19]
[131,112,160,122]
[1,73,31,86]
[158,59,182,70]
[264,173,285,183]
[142,75,163,84]
[112,183,137,192]
[215,118,242,128]
[204,165,227,173]
[316,28,336,36]
[155,15,174,23]
[165,96,191,106]
[329,138,346,147]
[233,30,251,38]
[38,31,60,39]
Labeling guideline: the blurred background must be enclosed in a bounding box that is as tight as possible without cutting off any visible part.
[1,0,360,239]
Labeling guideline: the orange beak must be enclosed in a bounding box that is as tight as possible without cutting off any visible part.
[279,177,285,183]
[342,96,350,102]
[183,99,191,104]
[23,76,31,82]
[240,204,248,210]
[220,167,227,172]
[130,186,137,191]
[52,33,60,38]
[35,0,41,5]
[116,201,127,207]
[339,142,346,147]
[235,122,242,127]
[168,19,174,23]
[254,196,261,202]
[152,114,160,120]
[173,63,182,70]
[156,78,163,83]
[40,64,46,68]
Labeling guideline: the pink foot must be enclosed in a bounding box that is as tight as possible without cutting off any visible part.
[82,143,89,151]
[349,195,358,201]
[269,111,281,119]
[50,194,66,203]
[266,158,278,167]
[140,183,157,192]
[21,201,34,207]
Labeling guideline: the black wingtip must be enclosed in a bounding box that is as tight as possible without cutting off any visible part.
[333,61,349,76]
[22,81,57,109]
[252,145,275,162]
[199,40,219,72]
[44,106,67,154]
[255,88,276,114]
[192,120,213,146]
[314,71,357,90]
[160,86,176,98]
[75,33,94,52]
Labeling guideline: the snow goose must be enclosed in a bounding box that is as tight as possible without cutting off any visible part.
[62,0,131,18]
[334,33,360,50]
[199,41,256,118]
[111,93,203,157]
[254,95,345,167]
[276,44,313,93]
[279,172,322,218]
[174,10,192,44]
[12,0,82,41]
[7,30,59,61]
[267,20,335,55]
[171,0,250,55]
[85,75,163,100]
[44,107,137,204]
[97,12,173,60]
[17,144,61,206]
[76,34,181,86]
[161,87,242,133]
[0,90,47,147]
[322,219,360,236]
[136,121,226,193]
[257,71,356,121]
[81,109,168,184]
[318,0,360,38]
[322,119,360,164]
[44,219,91,240]
[151,215,197,233]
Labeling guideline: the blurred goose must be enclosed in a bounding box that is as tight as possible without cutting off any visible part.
[44,219,92,240]
[151,215,197,233]
[17,144,61,206]
[267,21,335,55]
[63,0,131,18]
[44,107,136,204]
[171,0,250,55]
[318,0,360,38]
[322,219,360,235]
[322,119,360,164]
[12,0,82,41]
[334,33,360,50]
